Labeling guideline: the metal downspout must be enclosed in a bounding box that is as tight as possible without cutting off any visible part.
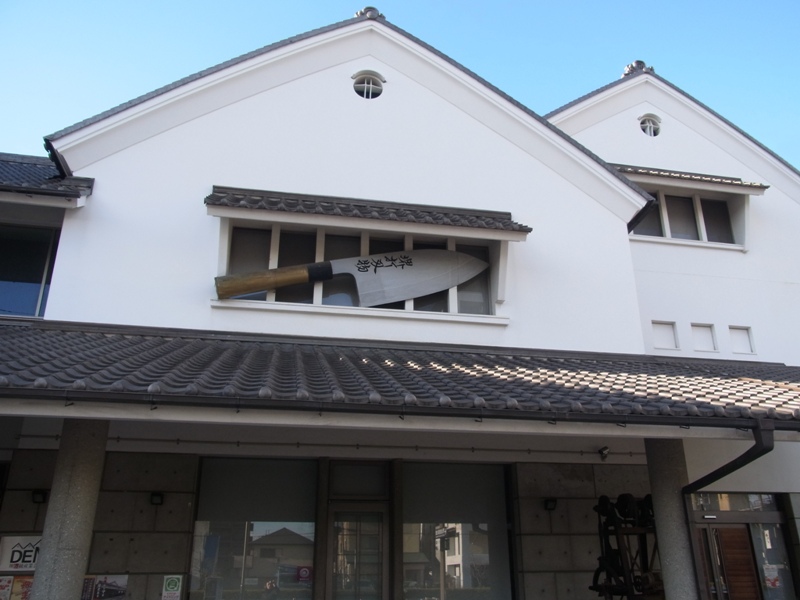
[683,419,775,494]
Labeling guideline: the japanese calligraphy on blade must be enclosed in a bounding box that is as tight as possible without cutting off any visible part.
[214,249,488,307]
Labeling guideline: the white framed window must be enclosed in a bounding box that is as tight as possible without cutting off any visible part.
[652,321,679,350]
[224,224,496,315]
[729,326,755,354]
[691,323,717,352]
[632,190,744,246]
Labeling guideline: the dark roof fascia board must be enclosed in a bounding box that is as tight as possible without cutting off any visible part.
[41,12,651,209]
[546,70,800,179]
[0,385,774,433]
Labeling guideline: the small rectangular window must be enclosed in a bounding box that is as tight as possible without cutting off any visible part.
[652,321,678,349]
[691,324,717,352]
[729,326,755,354]
[632,191,739,245]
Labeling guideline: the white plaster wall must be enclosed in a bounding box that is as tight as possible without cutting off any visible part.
[685,437,800,493]
[553,78,800,365]
[45,46,646,353]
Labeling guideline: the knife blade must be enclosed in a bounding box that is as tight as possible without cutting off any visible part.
[215,249,488,307]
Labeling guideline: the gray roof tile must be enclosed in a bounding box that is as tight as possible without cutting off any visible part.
[1,319,800,429]
[0,153,93,198]
[205,186,532,233]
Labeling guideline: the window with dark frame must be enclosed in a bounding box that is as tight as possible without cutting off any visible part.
[225,226,493,315]
[632,191,736,245]
[0,224,60,317]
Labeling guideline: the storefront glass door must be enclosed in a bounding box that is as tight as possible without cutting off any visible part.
[328,506,389,600]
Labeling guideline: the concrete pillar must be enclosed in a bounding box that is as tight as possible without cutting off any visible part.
[644,438,700,600]
[30,419,108,600]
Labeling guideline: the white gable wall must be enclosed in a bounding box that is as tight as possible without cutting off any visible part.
[551,76,800,365]
[45,23,647,354]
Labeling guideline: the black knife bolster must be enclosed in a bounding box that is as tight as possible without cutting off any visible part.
[307,261,333,282]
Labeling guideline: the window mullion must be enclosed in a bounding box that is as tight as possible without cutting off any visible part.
[313,229,325,305]
[267,225,281,302]
[447,237,457,314]
[657,191,671,238]
[404,234,413,311]
[694,194,708,242]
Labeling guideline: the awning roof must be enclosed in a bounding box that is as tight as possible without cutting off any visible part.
[2,318,799,430]
[205,186,532,233]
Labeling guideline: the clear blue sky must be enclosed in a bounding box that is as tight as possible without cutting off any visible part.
[2,0,798,169]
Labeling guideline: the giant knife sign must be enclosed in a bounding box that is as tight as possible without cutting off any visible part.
[215,249,488,307]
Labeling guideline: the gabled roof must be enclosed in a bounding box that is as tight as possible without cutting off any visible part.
[547,64,800,179]
[2,318,799,431]
[206,186,532,233]
[42,9,650,208]
[0,153,93,198]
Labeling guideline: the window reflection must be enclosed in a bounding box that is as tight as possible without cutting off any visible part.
[190,521,314,600]
[403,523,490,599]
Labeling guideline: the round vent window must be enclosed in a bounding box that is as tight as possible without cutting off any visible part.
[639,113,661,137]
[352,70,386,99]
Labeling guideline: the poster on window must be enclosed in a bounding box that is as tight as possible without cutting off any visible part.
[0,576,12,600]
[9,576,33,600]
[764,564,781,588]
[91,575,127,599]
[81,577,95,600]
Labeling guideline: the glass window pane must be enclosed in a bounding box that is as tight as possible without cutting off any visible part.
[190,521,315,600]
[323,235,361,307]
[191,459,317,600]
[701,200,735,244]
[632,202,664,237]
[403,463,511,599]
[228,228,271,300]
[276,231,316,304]
[665,196,699,240]
[332,512,384,600]
[457,245,491,315]
[0,225,58,317]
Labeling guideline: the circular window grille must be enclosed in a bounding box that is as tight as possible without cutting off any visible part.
[639,114,661,137]
[352,70,386,99]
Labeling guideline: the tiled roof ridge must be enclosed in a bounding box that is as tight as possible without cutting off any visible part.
[2,318,799,428]
[206,186,532,232]
[613,163,768,189]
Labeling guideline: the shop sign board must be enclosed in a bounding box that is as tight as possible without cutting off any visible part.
[0,537,41,572]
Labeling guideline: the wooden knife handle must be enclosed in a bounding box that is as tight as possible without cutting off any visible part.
[215,262,333,299]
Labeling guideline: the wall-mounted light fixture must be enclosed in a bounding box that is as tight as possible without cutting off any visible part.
[543,498,557,511]
[31,490,48,504]
[598,446,610,461]
[150,492,164,506]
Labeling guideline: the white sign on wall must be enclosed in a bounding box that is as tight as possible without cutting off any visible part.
[0,537,42,571]
[162,575,182,600]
